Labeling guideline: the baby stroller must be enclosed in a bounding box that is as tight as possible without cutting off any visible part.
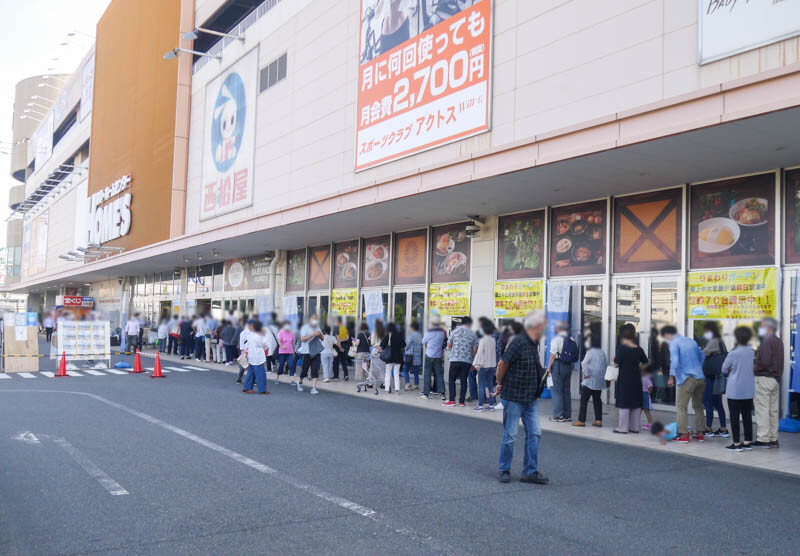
[356,349,381,395]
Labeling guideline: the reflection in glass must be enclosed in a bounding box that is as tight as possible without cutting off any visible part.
[394,292,407,326]
[411,291,425,331]
[650,282,678,406]
[615,284,641,344]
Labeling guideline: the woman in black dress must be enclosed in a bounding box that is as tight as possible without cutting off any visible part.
[614,323,647,434]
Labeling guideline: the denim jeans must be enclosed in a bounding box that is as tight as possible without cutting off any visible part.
[477,367,496,406]
[243,363,267,393]
[423,357,444,395]
[498,399,541,475]
[448,361,472,403]
[276,353,292,375]
[321,351,334,379]
[402,364,420,385]
[551,360,572,419]
[468,368,478,400]
[703,378,727,429]
[168,336,177,354]
[194,337,205,360]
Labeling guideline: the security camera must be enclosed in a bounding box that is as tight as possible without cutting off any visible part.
[118,278,124,285]
[465,221,481,238]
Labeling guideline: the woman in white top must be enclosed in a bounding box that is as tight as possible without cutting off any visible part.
[321,326,336,382]
[242,321,270,395]
[473,319,498,411]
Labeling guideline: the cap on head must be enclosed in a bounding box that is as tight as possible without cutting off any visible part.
[762,317,778,331]
[430,314,442,325]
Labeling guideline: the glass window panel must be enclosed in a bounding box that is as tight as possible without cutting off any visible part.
[651,282,678,406]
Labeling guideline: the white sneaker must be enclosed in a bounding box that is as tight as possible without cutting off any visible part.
[494,402,503,410]
[297,383,303,392]
[323,378,330,383]
[310,388,319,395]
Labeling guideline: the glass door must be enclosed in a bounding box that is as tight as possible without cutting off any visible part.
[306,294,330,326]
[392,289,426,330]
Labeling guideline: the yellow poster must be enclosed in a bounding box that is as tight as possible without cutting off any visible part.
[494,280,544,318]
[429,282,470,317]
[330,288,357,316]
[687,268,777,320]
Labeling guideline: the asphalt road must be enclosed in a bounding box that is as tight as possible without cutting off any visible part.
[1,363,798,555]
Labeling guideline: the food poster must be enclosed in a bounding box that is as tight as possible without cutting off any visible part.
[614,188,682,273]
[333,240,359,289]
[550,200,607,277]
[431,223,470,283]
[394,229,427,285]
[785,169,800,264]
[362,235,391,287]
[286,249,306,292]
[690,173,775,269]
[308,246,331,290]
[687,268,777,320]
[497,210,544,279]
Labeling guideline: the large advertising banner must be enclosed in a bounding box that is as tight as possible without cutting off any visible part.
[356,0,492,171]
[21,211,49,278]
[493,280,543,318]
[699,0,800,64]
[224,256,272,291]
[200,47,258,220]
[31,112,54,172]
[80,53,95,121]
[688,268,778,320]
[429,282,470,316]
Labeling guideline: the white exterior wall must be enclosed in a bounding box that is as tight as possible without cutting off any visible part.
[185,0,800,236]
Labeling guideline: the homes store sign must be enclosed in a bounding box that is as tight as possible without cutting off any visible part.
[88,174,132,245]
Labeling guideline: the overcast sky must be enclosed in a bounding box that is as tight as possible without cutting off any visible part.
[0,0,111,245]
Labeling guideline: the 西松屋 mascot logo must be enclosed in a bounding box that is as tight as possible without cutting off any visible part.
[211,72,246,173]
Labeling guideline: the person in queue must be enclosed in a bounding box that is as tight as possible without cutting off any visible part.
[753,317,783,448]
[179,315,193,359]
[354,322,371,383]
[380,322,406,393]
[662,325,706,443]
[297,313,323,395]
[124,313,140,354]
[168,314,180,355]
[495,310,549,485]
[613,324,647,434]
[546,321,578,422]
[236,318,252,384]
[421,314,447,400]
[472,318,497,412]
[574,333,607,427]
[276,320,295,382]
[722,326,756,451]
[242,320,270,395]
[701,321,729,438]
[192,314,206,361]
[444,317,478,407]
[221,319,237,365]
[403,321,423,390]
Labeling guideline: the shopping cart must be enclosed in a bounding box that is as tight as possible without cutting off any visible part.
[356,351,382,395]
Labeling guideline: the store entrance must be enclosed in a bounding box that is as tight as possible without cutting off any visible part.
[196,298,212,316]
[611,276,682,407]
[307,293,329,326]
[158,301,172,322]
[392,289,426,330]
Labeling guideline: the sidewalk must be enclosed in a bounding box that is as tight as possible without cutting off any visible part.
[143,350,800,478]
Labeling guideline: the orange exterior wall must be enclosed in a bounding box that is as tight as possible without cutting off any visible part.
[88,0,184,250]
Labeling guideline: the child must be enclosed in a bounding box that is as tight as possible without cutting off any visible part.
[641,363,654,429]
[650,421,678,445]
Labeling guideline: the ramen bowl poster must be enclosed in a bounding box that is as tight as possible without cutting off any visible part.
[200,48,258,221]
[690,173,775,269]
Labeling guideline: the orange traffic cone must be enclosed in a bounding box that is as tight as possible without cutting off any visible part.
[151,352,165,378]
[55,351,68,377]
[130,349,144,373]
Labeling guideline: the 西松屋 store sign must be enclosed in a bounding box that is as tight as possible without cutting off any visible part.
[87,174,132,245]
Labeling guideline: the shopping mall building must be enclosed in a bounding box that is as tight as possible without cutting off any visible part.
[4,0,800,414]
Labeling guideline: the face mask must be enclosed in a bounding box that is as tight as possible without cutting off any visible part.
[310,320,319,327]
[703,331,713,340]
[758,327,767,337]
[283,324,290,330]
[559,330,567,337]
[584,340,591,349]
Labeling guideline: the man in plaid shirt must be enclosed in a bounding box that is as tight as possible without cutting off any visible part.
[495,310,549,485]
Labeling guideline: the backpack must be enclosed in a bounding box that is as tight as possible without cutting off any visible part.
[559,336,579,364]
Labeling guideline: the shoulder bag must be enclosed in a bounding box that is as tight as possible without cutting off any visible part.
[604,364,619,382]
[379,333,393,363]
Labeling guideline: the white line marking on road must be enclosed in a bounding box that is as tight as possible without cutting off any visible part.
[40,372,55,378]
[83,370,106,376]
[183,366,209,371]
[19,373,37,379]
[2,390,456,553]
[66,371,83,377]
[145,367,154,371]
[105,369,128,375]
[165,366,190,372]
[12,431,40,444]
[45,435,128,496]
[0,373,11,379]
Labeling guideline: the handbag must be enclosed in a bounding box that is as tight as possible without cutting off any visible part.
[308,335,324,357]
[237,351,249,368]
[348,345,357,358]
[379,334,393,363]
[604,365,619,381]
